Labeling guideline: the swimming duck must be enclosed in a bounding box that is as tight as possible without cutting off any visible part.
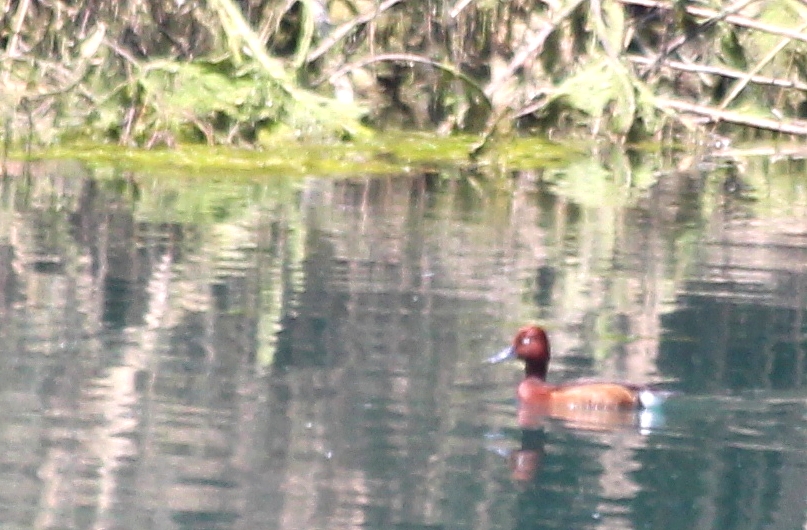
[489,325,667,415]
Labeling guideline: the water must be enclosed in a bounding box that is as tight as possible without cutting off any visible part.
[0,156,806,529]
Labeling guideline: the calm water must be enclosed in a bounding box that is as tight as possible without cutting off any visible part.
[1,155,807,530]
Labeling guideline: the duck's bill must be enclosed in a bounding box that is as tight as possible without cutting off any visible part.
[487,346,515,364]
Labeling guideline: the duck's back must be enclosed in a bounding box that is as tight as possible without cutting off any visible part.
[518,378,640,410]
[550,382,640,409]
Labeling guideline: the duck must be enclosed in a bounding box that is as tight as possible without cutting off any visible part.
[489,325,669,424]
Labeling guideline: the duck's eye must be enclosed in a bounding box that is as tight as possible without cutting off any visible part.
[521,337,532,345]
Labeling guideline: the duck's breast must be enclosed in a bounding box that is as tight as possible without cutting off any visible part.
[517,378,554,404]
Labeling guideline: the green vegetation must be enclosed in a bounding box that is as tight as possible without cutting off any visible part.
[38,134,580,177]
[3,0,807,155]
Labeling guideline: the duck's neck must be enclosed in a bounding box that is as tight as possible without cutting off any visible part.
[524,359,548,380]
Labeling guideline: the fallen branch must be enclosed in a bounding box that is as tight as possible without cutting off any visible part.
[628,55,807,92]
[646,0,756,69]
[324,52,491,110]
[208,0,288,81]
[656,96,807,135]
[618,0,807,45]
[710,144,807,159]
[719,20,807,109]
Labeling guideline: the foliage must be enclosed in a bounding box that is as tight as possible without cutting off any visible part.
[3,0,807,150]
[0,0,368,148]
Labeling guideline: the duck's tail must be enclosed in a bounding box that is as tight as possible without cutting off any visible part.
[638,388,678,409]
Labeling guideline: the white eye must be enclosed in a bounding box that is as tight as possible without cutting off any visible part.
[521,337,532,345]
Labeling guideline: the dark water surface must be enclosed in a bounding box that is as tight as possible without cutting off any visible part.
[1,156,807,530]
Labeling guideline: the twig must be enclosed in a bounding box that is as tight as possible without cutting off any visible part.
[306,0,407,63]
[657,96,807,135]
[450,0,474,18]
[485,0,586,98]
[103,37,143,68]
[5,0,31,58]
[627,55,807,92]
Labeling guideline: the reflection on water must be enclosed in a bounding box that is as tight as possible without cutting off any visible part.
[0,156,806,529]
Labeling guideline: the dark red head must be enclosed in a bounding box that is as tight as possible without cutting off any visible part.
[512,326,550,361]
[488,325,551,379]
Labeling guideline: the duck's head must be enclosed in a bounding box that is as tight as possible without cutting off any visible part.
[488,325,551,379]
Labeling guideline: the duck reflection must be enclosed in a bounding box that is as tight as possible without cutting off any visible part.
[507,405,665,486]
[517,401,664,433]
[509,428,546,484]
